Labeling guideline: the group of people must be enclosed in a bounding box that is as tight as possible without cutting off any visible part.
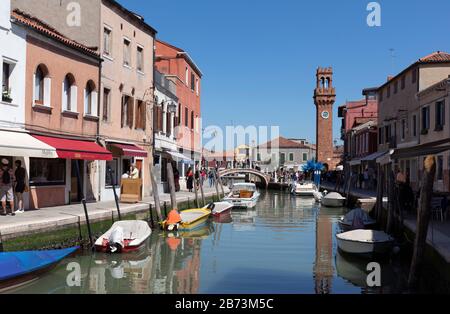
[185,167,217,192]
[356,167,377,190]
[0,158,26,216]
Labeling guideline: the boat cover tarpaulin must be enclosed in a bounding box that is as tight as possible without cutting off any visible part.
[0,247,78,281]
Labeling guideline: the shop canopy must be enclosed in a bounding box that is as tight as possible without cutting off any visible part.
[0,130,58,158]
[361,150,389,162]
[166,150,193,163]
[110,143,148,158]
[33,135,112,161]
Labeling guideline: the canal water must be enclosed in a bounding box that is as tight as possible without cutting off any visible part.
[10,190,410,294]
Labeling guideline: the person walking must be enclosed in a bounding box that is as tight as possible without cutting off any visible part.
[0,159,15,216]
[208,170,214,188]
[14,160,26,214]
[186,167,194,192]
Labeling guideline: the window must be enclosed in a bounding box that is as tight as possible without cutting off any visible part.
[103,27,112,56]
[185,67,189,86]
[2,62,11,102]
[412,68,417,84]
[379,89,383,102]
[387,85,391,98]
[136,46,144,72]
[394,81,398,94]
[435,100,445,130]
[437,155,443,181]
[123,38,131,67]
[289,153,294,162]
[279,153,285,165]
[121,95,134,128]
[135,100,146,130]
[303,153,308,161]
[184,107,188,127]
[177,103,182,126]
[412,115,417,137]
[34,65,45,105]
[29,158,65,186]
[102,88,110,122]
[384,125,390,143]
[422,106,430,132]
[401,119,406,140]
[257,153,261,162]
[62,74,76,112]
[105,158,119,186]
[196,78,199,95]
[84,81,97,116]
[191,111,194,130]
[191,73,195,91]
[378,127,383,144]
[401,75,406,90]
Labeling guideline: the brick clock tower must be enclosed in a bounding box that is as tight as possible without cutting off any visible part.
[313,67,336,168]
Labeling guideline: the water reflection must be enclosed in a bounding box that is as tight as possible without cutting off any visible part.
[9,191,408,294]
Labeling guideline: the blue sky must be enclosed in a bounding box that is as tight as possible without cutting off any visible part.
[120,0,450,145]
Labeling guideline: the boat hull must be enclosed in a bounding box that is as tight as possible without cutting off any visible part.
[322,198,345,207]
[0,247,79,292]
[336,236,393,255]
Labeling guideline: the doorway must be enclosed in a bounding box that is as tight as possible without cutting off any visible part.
[71,160,84,203]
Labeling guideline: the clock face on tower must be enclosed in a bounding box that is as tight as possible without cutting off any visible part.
[321,111,330,119]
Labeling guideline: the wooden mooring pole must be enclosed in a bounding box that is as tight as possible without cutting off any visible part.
[217,170,225,198]
[199,176,206,207]
[386,168,396,234]
[408,155,436,290]
[166,163,178,210]
[213,170,221,201]
[74,160,93,248]
[149,164,163,222]
[108,167,122,221]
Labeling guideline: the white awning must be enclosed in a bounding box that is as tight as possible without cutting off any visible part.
[376,150,394,165]
[0,130,58,158]
[361,150,388,162]
[166,151,193,163]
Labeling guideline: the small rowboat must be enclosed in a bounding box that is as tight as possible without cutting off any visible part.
[336,229,394,256]
[338,208,376,231]
[161,208,211,231]
[95,220,152,253]
[205,202,234,217]
[321,192,346,207]
[0,246,79,292]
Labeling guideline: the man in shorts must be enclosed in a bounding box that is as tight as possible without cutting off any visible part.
[0,158,15,216]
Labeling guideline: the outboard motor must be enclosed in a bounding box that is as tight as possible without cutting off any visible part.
[108,226,124,253]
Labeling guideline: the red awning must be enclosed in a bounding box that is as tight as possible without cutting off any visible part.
[33,135,112,161]
[111,143,148,158]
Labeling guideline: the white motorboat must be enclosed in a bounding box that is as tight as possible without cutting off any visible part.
[336,229,394,255]
[338,208,377,231]
[95,220,152,253]
[321,192,346,207]
[292,181,319,197]
[223,183,260,209]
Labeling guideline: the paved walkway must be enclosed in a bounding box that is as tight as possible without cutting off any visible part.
[0,185,229,239]
[321,182,377,199]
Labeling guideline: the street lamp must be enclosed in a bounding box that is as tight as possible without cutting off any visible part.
[167,101,177,114]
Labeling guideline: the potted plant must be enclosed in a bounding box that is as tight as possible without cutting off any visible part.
[2,88,12,103]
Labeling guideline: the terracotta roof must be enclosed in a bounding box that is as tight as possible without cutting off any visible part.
[11,10,100,58]
[258,137,311,149]
[104,0,157,35]
[418,51,450,63]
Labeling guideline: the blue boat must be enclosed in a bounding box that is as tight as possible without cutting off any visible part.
[0,247,79,291]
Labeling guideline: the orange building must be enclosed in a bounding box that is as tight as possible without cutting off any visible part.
[155,40,202,179]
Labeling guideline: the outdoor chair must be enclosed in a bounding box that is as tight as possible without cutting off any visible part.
[431,197,445,222]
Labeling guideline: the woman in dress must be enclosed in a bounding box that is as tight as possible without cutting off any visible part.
[186,167,194,192]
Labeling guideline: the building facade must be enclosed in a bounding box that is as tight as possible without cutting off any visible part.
[376,51,450,192]
[12,0,158,201]
[155,39,202,179]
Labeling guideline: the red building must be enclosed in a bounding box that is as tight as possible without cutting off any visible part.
[155,40,202,178]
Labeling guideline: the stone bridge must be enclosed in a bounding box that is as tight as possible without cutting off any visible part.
[218,168,271,188]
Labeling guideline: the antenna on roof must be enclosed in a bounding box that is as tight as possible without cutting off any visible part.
[389,48,396,74]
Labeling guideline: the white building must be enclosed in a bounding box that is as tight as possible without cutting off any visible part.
[0,0,26,129]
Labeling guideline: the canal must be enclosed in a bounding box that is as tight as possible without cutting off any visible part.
[10,190,412,294]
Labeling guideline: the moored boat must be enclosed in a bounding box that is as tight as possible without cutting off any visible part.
[95,220,152,253]
[292,181,319,197]
[336,229,394,256]
[205,202,234,216]
[161,207,211,231]
[223,183,260,209]
[321,192,346,207]
[338,208,376,231]
[0,246,79,292]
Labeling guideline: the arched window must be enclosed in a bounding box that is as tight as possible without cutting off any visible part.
[62,74,76,112]
[34,65,48,105]
[84,80,97,116]
[191,111,194,130]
